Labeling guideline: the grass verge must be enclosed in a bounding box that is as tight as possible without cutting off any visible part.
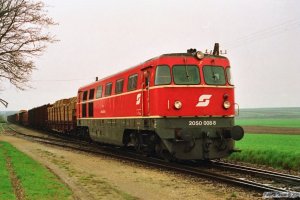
[0,141,72,200]
[228,134,300,171]
[0,143,16,200]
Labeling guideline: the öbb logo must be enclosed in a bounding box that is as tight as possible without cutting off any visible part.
[196,94,212,107]
[136,93,141,105]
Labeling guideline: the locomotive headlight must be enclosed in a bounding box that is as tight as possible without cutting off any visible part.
[174,101,182,109]
[223,101,231,109]
[196,51,204,59]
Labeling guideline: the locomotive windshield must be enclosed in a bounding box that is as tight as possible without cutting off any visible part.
[173,65,200,85]
[226,67,233,85]
[203,66,226,85]
[155,65,227,85]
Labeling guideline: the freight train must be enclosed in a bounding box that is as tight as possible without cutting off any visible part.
[8,44,244,161]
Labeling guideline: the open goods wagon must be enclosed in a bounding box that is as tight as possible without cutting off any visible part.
[47,97,77,133]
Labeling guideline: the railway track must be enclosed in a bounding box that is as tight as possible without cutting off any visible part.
[212,160,300,186]
[4,125,300,196]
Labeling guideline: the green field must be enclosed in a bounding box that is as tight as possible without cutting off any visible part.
[235,118,300,128]
[0,141,72,200]
[236,107,300,127]
[237,107,300,119]
[228,108,300,171]
[229,134,300,171]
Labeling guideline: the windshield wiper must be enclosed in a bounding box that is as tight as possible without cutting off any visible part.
[185,65,190,80]
[212,72,220,81]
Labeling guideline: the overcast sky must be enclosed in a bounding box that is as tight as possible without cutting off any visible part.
[1,0,300,111]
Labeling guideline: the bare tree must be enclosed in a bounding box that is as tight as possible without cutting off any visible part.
[0,0,56,90]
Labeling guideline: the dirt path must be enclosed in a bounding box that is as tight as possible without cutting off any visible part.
[5,155,26,200]
[0,132,258,200]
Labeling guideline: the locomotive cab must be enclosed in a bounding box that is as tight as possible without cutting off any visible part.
[147,46,244,160]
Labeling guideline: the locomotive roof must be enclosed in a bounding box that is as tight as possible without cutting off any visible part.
[152,53,226,60]
[78,52,228,90]
[160,53,226,58]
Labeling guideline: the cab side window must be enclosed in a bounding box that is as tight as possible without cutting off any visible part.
[82,91,88,101]
[155,65,171,85]
[82,90,88,117]
[89,88,95,100]
[115,79,124,94]
[96,86,103,98]
[88,88,95,117]
[127,74,138,91]
[105,83,112,96]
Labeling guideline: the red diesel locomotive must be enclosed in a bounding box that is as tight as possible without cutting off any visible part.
[76,44,244,160]
[8,44,243,160]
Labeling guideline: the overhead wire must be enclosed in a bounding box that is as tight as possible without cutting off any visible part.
[225,18,300,49]
[30,19,300,82]
[31,78,93,82]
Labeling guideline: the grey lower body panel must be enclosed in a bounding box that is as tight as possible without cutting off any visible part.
[77,118,155,145]
[155,117,235,160]
[77,116,237,160]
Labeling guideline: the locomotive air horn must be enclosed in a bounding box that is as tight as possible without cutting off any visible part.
[213,43,219,56]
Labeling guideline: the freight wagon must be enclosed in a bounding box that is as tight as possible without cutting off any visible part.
[18,110,28,126]
[7,113,19,124]
[47,97,77,134]
[28,104,50,129]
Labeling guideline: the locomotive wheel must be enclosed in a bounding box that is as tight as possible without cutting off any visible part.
[155,142,175,162]
[134,133,158,156]
[77,127,92,142]
[161,150,175,162]
[84,130,92,143]
[134,139,142,152]
[134,133,143,153]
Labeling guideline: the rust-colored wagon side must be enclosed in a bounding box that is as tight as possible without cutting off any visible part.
[19,110,28,126]
[28,104,50,129]
[7,113,19,123]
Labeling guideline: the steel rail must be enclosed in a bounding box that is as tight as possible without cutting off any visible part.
[211,160,300,185]
[7,126,85,145]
